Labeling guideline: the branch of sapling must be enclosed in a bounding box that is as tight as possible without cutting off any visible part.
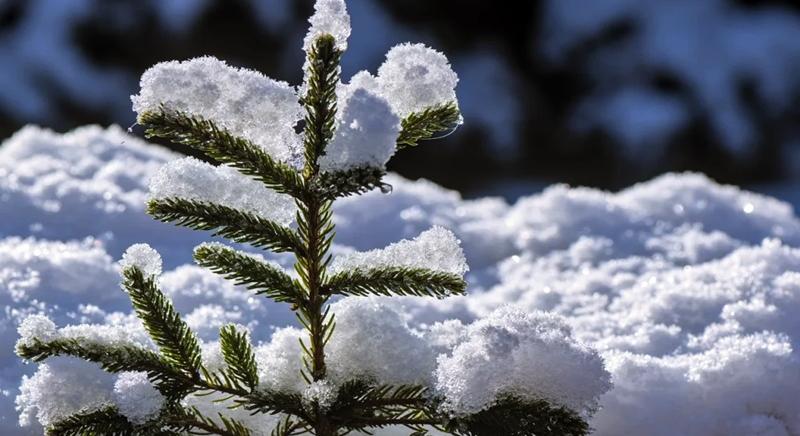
[397,102,461,149]
[147,198,304,255]
[139,108,305,198]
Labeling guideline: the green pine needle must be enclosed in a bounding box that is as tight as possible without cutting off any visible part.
[194,243,302,305]
[139,109,304,198]
[219,324,259,391]
[302,34,342,175]
[397,102,461,150]
[16,338,189,395]
[122,267,203,377]
[46,407,137,436]
[325,267,467,299]
[314,166,389,199]
[443,397,590,436]
[147,197,303,254]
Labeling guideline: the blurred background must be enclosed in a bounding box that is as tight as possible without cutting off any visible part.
[1,0,800,199]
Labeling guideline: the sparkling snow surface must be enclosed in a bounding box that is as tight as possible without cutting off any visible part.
[132,56,304,165]
[5,126,800,435]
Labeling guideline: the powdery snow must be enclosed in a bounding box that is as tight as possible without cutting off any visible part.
[376,43,460,118]
[6,124,800,434]
[320,88,400,171]
[326,298,437,387]
[435,306,610,416]
[329,226,469,277]
[0,125,205,267]
[148,157,296,225]
[113,372,164,424]
[132,56,304,165]
[119,243,162,276]
[7,123,800,436]
[303,0,351,53]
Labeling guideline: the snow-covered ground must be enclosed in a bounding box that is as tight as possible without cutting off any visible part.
[2,125,800,434]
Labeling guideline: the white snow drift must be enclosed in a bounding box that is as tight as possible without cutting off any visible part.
[5,125,800,434]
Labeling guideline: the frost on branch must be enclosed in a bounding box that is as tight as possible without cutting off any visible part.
[120,243,162,277]
[16,315,58,349]
[329,226,468,276]
[148,157,295,225]
[435,306,611,416]
[131,56,303,164]
[320,88,400,171]
[303,0,351,53]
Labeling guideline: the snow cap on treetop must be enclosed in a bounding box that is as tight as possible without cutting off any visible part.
[120,243,162,277]
[304,0,351,53]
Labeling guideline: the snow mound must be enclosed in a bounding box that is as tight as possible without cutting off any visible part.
[0,124,205,267]
[132,56,303,164]
[435,306,610,416]
[326,298,436,387]
[5,124,800,434]
[113,372,164,425]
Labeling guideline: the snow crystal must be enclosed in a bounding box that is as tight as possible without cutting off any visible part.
[120,243,162,276]
[330,226,468,277]
[303,0,351,53]
[320,88,400,171]
[435,306,611,416]
[132,56,303,164]
[148,157,295,225]
[376,43,459,117]
[326,298,436,387]
[16,315,57,349]
[113,372,164,425]
[17,358,115,428]
[303,379,337,412]
[255,327,305,394]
